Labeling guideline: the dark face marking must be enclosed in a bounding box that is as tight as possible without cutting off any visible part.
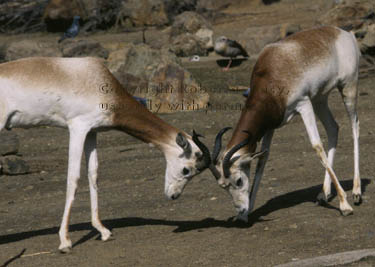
[176,132,192,159]
[182,167,190,176]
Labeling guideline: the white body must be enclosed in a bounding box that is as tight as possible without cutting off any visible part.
[214,26,361,220]
[0,57,207,252]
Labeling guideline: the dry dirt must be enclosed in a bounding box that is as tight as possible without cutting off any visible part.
[1,1,375,266]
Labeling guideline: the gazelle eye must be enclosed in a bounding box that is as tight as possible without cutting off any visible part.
[182,168,190,176]
[236,178,243,187]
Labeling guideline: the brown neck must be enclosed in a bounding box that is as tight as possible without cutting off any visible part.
[111,83,179,149]
[226,92,284,154]
[226,105,266,154]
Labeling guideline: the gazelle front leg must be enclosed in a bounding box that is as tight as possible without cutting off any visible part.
[84,132,112,241]
[298,99,353,216]
[249,130,274,213]
[59,124,90,253]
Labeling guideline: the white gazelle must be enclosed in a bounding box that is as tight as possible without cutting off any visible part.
[207,26,361,221]
[0,57,211,252]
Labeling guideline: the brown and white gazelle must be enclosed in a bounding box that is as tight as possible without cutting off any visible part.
[208,26,361,221]
[0,57,211,252]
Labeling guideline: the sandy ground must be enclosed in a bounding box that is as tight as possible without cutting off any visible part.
[1,0,375,266]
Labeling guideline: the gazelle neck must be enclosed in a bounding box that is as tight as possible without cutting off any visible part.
[110,83,180,150]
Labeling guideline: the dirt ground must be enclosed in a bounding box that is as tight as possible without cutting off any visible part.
[1,1,375,266]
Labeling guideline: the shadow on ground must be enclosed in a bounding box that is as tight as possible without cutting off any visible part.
[0,179,371,249]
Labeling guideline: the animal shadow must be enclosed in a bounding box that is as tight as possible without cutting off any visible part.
[216,58,247,69]
[0,178,371,251]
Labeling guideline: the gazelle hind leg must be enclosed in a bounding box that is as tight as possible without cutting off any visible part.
[298,99,353,216]
[339,80,361,204]
[313,99,339,204]
[59,123,90,253]
[84,132,112,241]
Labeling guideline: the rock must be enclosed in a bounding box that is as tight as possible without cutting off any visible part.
[171,11,211,36]
[170,33,208,57]
[118,0,169,27]
[43,0,85,32]
[1,156,29,175]
[361,23,375,56]
[317,1,374,30]
[0,0,47,34]
[106,44,209,113]
[4,40,62,62]
[59,39,109,59]
[0,132,19,156]
[170,11,214,56]
[196,0,231,10]
[239,23,301,55]
[163,0,197,20]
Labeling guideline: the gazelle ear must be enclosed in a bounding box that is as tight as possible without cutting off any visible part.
[237,150,268,168]
[176,132,192,158]
[250,149,268,160]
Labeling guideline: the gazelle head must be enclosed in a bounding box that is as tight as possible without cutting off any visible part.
[208,127,266,222]
[164,130,211,200]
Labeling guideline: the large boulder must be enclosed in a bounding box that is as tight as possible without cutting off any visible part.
[317,1,374,30]
[239,23,301,55]
[170,11,213,56]
[117,0,169,27]
[163,0,197,20]
[43,0,85,32]
[361,23,375,56]
[59,39,109,59]
[1,156,29,176]
[4,40,62,62]
[106,44,209,113]
[0,132,19,156]
[170,33,208,57]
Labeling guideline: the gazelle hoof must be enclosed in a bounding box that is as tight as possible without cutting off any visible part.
[101,229,112,241]
[353,194,362,205]
[340,209,353,216]
[59,246,72,254]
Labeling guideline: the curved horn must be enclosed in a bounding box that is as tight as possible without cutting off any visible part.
[212,127,232,165]
[192,130,211,171]
[222,131,252,178]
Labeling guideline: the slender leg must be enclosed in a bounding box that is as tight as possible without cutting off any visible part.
[58,124,90,253]
[339,79,361,204]
[248,130,274,213]
[298,99,353,216]
[312,99,339,203]
[223,58,233,71]
[84,132,112,241]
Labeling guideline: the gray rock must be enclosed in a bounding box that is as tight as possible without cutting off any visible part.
[118,0,169,27]
[59,39,109,59]
[171,33,208,57]
[1,155,29,175]
[4,40,62,62]
[106,43,209,113]
[0,131,19,156]
[170,11,213,56]
[362,23,375,55]
[171,11,211,36]
[317,1,374,30]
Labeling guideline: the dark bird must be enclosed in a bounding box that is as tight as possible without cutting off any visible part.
[133,96,147,107]
[214,36,249,71]
[243,87,251,98]
[58,16,80,43]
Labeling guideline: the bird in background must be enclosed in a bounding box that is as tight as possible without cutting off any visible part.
[133,96,147,107]
[214,36,249,71]
[58,16,80,43]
